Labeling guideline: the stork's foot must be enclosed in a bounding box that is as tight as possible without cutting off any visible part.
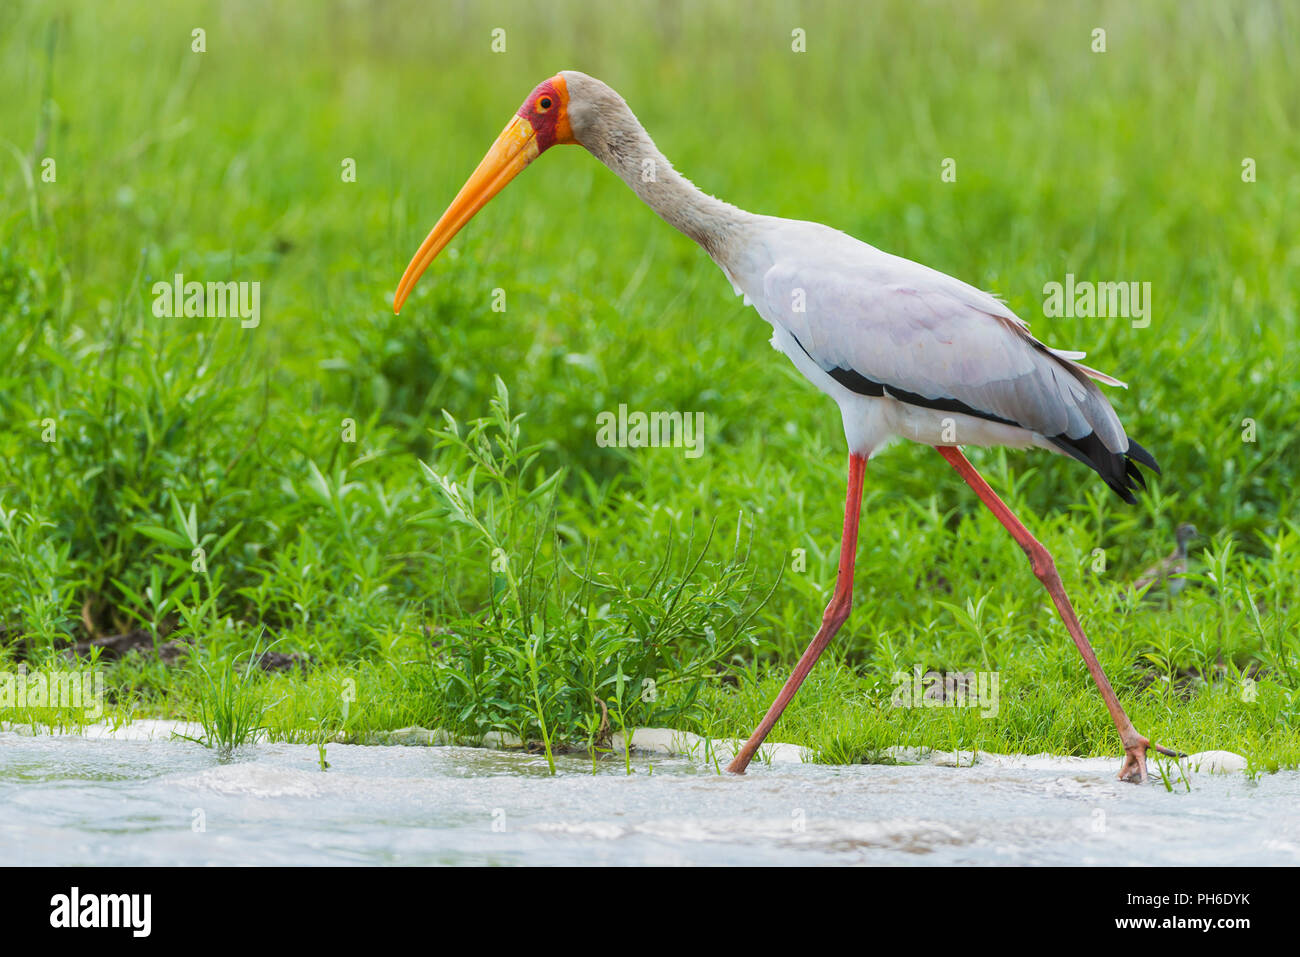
[1117,730,1186,784]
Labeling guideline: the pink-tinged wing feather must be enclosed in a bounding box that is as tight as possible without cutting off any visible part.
[760,243,1129,451]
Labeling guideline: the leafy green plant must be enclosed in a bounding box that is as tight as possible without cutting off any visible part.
[415,380,775,760]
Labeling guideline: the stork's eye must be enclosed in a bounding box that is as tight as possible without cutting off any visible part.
[537,96,553,111]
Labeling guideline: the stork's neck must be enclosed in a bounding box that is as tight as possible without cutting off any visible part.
[580,108,756,263]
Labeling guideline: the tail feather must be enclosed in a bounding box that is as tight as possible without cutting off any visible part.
[1048,433,1160,505]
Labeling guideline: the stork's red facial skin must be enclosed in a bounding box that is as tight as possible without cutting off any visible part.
[518,74,573,153]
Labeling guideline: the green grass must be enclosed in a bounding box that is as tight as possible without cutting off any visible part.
[0,0,1297,770]
[175,636,282,752]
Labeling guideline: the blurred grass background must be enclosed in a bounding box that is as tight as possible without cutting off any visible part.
[0,0,1296,765]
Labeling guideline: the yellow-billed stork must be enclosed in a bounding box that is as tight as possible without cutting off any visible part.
[393,72,1182,782]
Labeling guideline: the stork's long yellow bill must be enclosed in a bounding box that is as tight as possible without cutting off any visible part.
[393,113,539,313]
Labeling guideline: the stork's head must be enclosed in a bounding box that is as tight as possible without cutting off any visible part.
[393,72,604,313]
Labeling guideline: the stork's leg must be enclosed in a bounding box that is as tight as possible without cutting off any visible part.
[727,453,867,774]
[937,445,1181,783]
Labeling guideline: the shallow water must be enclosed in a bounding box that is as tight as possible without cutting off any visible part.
[2,730,1297,865]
